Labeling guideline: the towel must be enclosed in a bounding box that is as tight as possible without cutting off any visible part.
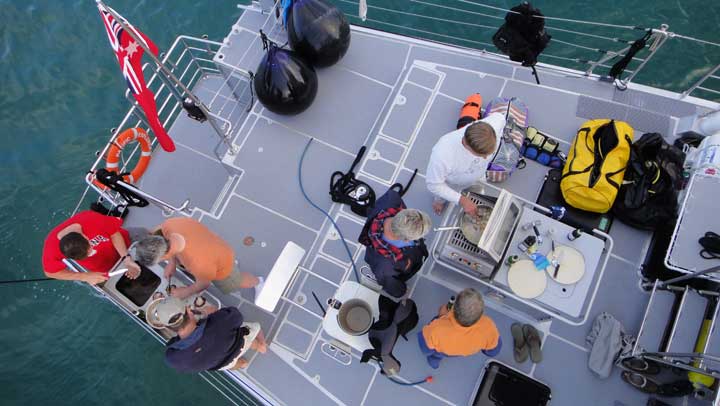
[586,312,635,379]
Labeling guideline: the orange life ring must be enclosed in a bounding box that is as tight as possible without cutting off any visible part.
[93,127,152,189]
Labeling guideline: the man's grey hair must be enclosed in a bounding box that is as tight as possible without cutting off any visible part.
[453,288,485,327]
[130,235,169,266]
[390,209,432,241]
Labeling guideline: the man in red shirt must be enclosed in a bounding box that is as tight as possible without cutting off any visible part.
[42,210,141,285]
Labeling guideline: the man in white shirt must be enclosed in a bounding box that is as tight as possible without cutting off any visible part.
[426,113,506,215]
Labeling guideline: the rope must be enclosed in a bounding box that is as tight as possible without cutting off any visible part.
[338,0,497,31]
[353,15,495,49]
[544,25,634,44]
[550,38,646,63]
[410,0,640,45]
[451,0,646,31]
[298,138,360,283]
[409,0,503,21]
[72,184,92,215]
[0,278,55,285]
[361,0,640,52]
[673,34,720,48]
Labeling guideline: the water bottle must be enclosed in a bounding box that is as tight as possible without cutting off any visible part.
[567,228,582,241]
[447,296,456,310]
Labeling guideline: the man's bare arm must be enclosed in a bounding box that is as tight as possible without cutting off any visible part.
[44,269,107,285]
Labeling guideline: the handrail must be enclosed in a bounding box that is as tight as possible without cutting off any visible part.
[77,34,254,217]
[683,63,720,98]
[336,0,720,99]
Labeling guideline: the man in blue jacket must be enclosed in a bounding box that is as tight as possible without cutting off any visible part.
[358,189,431,298]
[151,298,267,372]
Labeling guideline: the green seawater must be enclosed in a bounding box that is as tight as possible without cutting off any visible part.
[0,1,717,405]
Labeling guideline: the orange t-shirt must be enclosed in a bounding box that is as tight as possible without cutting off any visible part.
[422,311,499,356]
[161,218,234,281]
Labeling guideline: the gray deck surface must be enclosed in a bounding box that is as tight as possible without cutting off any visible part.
[119,8,720,406]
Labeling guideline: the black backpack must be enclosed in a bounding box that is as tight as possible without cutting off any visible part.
[330,147,418,217]
[612,133,685,230]
[493,2,551,83]
[360,296,419,375]
[330,146,376,217]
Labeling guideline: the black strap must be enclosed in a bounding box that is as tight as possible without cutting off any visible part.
[531,65,541,85]
[389,169,418,197]
[609,31,652,80]
[349,146,366,173]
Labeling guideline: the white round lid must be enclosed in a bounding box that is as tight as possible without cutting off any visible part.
[547,245,586,285]
[508,259,547,299]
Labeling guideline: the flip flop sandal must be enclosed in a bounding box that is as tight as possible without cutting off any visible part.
[522,324,543,364]
[621,357,661,375]
[621,371,659,394]
[511,323,529,363]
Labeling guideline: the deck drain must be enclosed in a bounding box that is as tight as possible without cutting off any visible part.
[243,236,255,246]
[394,95,406,105]
[261,241,267,248]
[295,293,307,305]
[368,150,380,159]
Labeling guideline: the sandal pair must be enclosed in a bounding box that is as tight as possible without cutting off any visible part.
[511,323,542,363]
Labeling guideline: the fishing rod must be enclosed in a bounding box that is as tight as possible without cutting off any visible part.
[0,277,56,285]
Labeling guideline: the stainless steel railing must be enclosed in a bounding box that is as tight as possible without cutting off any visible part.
[76,35,254,216]
[317,0,720,101]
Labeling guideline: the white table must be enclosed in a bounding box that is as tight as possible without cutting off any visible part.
[322,281,380,352]
[494,207,605,319]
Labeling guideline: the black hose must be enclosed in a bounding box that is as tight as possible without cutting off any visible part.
[311,291,327,317]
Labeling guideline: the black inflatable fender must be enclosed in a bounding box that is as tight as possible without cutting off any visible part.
[287,0,351,67]
[253,31,319,115]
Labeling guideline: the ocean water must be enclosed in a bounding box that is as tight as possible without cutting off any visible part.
[0,1,717,405]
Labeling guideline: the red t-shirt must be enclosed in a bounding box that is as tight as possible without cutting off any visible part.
[42,211,130,274]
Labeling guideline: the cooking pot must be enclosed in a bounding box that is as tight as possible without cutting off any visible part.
[434,202,493,245]
[327,298,374,336]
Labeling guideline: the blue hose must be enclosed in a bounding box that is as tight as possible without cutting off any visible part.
[298,138,360,282]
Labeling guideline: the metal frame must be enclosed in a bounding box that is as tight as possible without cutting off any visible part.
[683,63,720,98]
[663,173,720,282]
[347,1,720,100]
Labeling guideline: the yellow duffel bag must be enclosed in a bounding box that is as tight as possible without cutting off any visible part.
[561,119,634,213]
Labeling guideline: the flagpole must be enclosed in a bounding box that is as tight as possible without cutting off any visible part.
[97,0,237,155]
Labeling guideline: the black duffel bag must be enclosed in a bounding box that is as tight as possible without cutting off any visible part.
[612,133,685,230]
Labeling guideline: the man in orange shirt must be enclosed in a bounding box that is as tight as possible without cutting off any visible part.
[131,217,261,300]
[418,288,501,369]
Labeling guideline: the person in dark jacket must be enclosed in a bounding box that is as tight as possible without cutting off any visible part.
[150,297,267,372]
[359,190,431,298]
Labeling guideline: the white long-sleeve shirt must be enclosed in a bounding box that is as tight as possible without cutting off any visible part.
[426,113,506,203]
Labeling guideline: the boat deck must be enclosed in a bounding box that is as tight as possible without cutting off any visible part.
[121,8,719,406]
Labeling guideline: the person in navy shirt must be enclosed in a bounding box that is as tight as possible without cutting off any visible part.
[151,298,267,372]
